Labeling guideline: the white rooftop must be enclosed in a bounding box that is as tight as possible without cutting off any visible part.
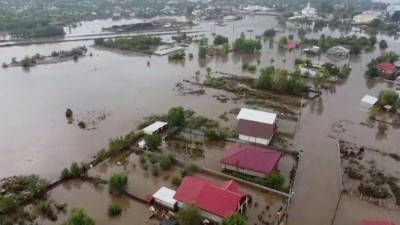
[143,121,168,135]
[361,95,378,106]
[152,187,177,205]
[236,108,277,125]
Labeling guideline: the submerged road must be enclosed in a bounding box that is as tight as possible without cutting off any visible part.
[288,97,341,225]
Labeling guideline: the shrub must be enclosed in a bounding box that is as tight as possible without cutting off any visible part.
[213,35,229,45]
[145,134,162,151]
[60,168,71,180]
[182,163,199,176]
[148,154,160,164]
[0,196,18,214]
[108,137,130,154]
[108,204,122,216]
[70,162,83,177]
[151,164,160,177]
[109,173,128,195]
[379,40,388,49]
[139,155,147,164]
[263,28,276,37]
[172,174,183,185]
[97,149,108,161]
[65,108,73,118]
[159,155,175,170]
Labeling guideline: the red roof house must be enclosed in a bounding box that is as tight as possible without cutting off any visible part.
[220,143,282,177]
[363,221,395,225]
[285,41,299,50]
[173,176,250,222]
[377,62,398,80]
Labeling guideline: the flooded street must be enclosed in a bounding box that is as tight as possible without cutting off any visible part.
[1,14,400,224]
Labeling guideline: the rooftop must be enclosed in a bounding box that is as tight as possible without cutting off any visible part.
[361,95,378,106]
[237,119,275,139]
[173,176,249,218]
[236,108,276,125]
[152,187,177,206]
[142,121,168,135]
[220,143,282,174]
[377,62,397,74]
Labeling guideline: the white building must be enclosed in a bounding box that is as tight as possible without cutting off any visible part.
[142,121,168,135]
[152,187,177,209]
[302,2,316,16]
[360,95,378,108]
[236,108,277,145]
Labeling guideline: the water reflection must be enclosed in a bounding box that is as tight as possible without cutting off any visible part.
[309,97,324,115]
[375,122,388,141]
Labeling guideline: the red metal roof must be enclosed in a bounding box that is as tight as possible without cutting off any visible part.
[377,62,397,74]
[220,143,282,174]
[237,119,275,139]
[285,41,299,50]
[173,176,250,218]
[363,221,395,225]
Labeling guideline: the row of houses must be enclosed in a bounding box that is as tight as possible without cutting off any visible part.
[146,108,283,223]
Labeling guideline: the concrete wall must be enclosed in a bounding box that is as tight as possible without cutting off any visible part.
[222,164,266,178]
[238,134,270,145]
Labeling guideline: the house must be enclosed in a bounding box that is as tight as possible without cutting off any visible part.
[352,12,380,24]
[220,143,282,178]
[285,41,299,50]
[236,108,277,145]
[142,121,168,135]
[152,187,177,209]
[173,176,251,223]
[302,2,316,16]
[327,46,350,56]
[362,221,395,225]
[303,46,320,54]
[377,62,397,80]
[360,95,378,108]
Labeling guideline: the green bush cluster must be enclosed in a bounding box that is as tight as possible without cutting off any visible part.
[107,204,122,216]
[231,171,286,191]
[60,162,88,180]
[168,50,186,60]
[233,33,262,53]
[263,28,276,37]
[94,35,161,52]
[109,173,128,195]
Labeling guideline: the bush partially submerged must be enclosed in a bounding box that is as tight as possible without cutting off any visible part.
[108,204,122,216]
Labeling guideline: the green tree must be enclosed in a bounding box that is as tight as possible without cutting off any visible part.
[366,66,380,78]
[314,69,330,90]
[213,35,229,45]
[273,69,288,90]
[278,36,288,48]
[109,173,128,195]
[221,213,247,225]
[368,36,377,47]
[370,18,381,28]
[392,11,400,22]
[145,134,162,151]
[222,43,230,56]
[265,171,285,190]
[64,208,95,225]
[198,46,209,58]
[379,40,388,49]
[176,204,201,225]
[258,66,275,89]
[377,90,399,108]
[167,107,185,127]
[206,67,212,76]
[263,28,276,36]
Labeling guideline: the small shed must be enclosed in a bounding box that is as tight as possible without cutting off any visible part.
[360,95,378,108]
[143,121,168,135]
[153,187,177,209]
[327,46,350,56]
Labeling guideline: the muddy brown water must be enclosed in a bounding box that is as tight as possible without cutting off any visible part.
[1,15,400,225]
[87,152,287,225]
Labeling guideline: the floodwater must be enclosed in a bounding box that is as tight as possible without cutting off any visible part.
[34,179,158,225]
[1,14,400,225]
[87,152,286,225]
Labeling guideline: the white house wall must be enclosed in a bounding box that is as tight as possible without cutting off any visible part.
[238,134,270,145]
[223,164,266,178]
[177,202,223,223]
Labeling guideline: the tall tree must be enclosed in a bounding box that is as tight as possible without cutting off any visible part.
[167,107,185,128]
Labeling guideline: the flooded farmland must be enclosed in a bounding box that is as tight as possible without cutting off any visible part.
[1,13,400,225]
